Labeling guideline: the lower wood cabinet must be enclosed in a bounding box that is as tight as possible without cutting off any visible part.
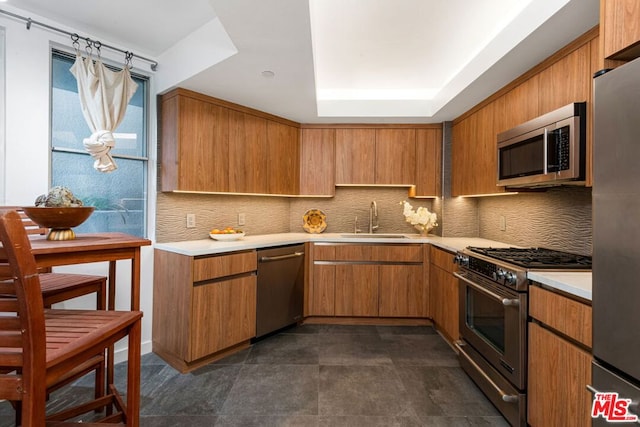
[308,243,427,318]
[528,284,593,427]
[429,245,459,342]
[152,249,257,373]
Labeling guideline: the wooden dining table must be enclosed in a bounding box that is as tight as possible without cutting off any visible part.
[28,232,151,311]
[27,232,151,391]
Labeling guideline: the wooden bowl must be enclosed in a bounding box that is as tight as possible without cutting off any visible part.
[21,206,94,240]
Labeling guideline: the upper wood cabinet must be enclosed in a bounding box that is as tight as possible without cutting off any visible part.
[538,43,591,114]
[413,127,442,197]
[452,104,504,197]
[335,128,417,186]
[375,129,416,185]
[160,92,229,192]
[160,88,307,196]
[267,120,300,195]
[452,29,598,196]
[493,75,539,135]
[335,128,376,184]
[228,110,268,194]
[601,0,640,60]
[299,128,335,196]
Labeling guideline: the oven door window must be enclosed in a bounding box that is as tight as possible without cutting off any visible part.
[466,286,505,354]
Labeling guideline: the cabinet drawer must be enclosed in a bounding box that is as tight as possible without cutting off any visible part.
[371,244,422,262]
[430,246,455,273]
[193,250,257,282]
[529,285,592,348]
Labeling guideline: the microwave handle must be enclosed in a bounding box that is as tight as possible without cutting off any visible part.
[543,128,548,175]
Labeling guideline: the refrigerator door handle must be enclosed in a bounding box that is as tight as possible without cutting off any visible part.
[586,384,599,394]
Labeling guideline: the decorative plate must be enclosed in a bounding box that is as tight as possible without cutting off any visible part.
[302,209,327,233]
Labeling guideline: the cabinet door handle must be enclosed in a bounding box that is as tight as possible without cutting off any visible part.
[259,252,304,262]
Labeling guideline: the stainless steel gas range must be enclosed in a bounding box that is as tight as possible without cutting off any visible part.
[453,247,592,427]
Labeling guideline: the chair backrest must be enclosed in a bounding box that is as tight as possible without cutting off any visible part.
[0,209,47,423]
[0,206,47,236]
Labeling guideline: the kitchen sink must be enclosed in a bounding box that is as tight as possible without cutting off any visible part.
[340,233,408,238]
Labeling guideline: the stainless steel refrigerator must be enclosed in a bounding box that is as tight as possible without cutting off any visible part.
[592,56,640,425]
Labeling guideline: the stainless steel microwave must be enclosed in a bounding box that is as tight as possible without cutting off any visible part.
[497,102,586,188]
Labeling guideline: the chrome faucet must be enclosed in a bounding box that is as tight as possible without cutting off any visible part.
[369,201,379,233]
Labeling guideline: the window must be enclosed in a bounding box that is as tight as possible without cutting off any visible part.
[50,50,148,237]
[0,27,5,203]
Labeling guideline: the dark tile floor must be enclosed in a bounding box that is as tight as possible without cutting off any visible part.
[0,324,509,426]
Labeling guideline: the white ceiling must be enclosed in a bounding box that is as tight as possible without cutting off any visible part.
[2,0,599,123]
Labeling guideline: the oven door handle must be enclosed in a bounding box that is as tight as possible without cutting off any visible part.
[454,271,520,307]
[455,341,520,404]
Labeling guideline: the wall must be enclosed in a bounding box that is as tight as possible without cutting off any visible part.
[478,186,592,255]
[156,187,436,242]
[0,8,157,361]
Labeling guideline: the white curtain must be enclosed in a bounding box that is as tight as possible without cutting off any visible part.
[70,54,138,173]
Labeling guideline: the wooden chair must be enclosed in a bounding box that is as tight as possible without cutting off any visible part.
[1,207,108,401]
[0,209,143,426]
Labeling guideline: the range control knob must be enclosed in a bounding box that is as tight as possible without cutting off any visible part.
[504,271,517,286]
[494,268,506,282]
[453,254,469,267]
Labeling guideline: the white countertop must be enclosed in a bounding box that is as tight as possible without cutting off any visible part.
[527,271,592,301]
[154,232,513,257]
[155,232,592,301]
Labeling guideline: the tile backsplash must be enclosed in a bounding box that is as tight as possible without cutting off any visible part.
[156,185,592,256]
[155,188,435,243]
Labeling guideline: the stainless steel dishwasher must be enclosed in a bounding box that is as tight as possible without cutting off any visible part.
[256,244,305,338]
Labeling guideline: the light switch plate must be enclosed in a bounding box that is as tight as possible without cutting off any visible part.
[238,213,246,226]
[186,213,196,228]
[499,215,506,231]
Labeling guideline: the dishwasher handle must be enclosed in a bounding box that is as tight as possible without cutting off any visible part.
[259,251,304,263]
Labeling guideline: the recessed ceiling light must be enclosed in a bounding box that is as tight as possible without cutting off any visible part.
[261,70,275,78]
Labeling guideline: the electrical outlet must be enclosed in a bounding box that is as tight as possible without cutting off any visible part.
[499,215,506,231]
[238,213,246,226]
[186,213,196,228]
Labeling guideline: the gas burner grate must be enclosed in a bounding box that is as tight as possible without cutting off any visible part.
[467,247,592,269]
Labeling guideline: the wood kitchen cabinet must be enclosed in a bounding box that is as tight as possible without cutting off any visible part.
[375,129,416,185]
[412,127,442,197]
[601,0,640,61]
[160,88,303,196]
[299,128,335,196]
[528,284,592,427]
[452,104,504,197]
[335,128,376,185]
[335,127,417,186]
[307,243,426,318]
[267,120,300,195]
[229,110,268,194]
[160,91,229,192]
[152,249,257,373]
[429,245,459,342]
[452,29,598,195]
[538,43,591,114]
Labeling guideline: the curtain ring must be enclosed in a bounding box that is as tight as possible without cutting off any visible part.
[71,34,80,53]
[85,38,93,59]
[124,51,134,70]
[26,18,32,30]
[93,40,102,60]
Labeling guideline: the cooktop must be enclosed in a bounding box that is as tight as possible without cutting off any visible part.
[467,247,592,270]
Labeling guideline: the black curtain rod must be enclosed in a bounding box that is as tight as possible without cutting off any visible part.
[0,8,158,71]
